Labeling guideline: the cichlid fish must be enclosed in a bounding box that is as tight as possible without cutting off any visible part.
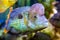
[5,4,48,34]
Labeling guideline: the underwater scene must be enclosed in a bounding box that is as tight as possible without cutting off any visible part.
[0,0,60,40]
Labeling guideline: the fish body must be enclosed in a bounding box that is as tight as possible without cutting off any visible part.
[5,5,48,34]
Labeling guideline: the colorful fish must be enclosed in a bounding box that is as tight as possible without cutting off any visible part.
[5,4,48,34]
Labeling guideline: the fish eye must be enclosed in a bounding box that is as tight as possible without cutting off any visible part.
[18,14,23,19]
[34,16,37,18]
